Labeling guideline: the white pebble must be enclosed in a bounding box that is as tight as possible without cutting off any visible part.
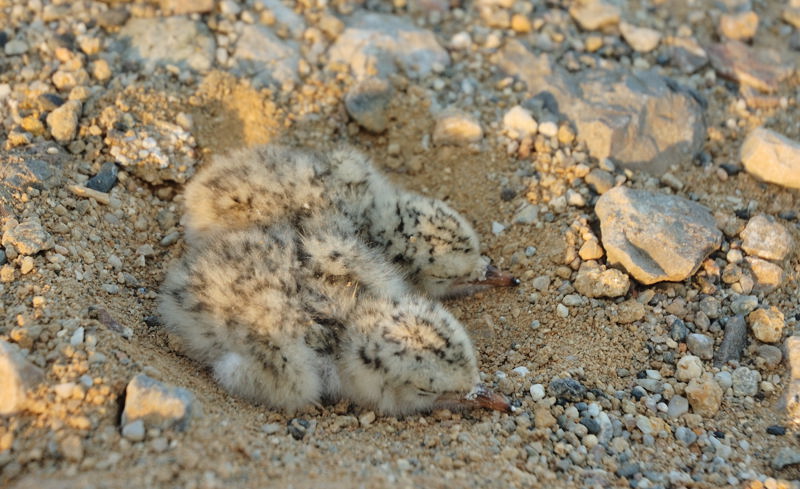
[491,221,506,235]
[512,366,530,377]
[530,384,546,401]
[70,327,85,346]
[538,121,558,138]
[556,303,569,318]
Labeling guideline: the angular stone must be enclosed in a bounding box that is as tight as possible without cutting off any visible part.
[745,257,784,292]
[569,0,620,30]
[676,354,703,382]
[595,187,721,284]
[667,37,708,74]
[160,0,214,15]
[0,340,44,415]
[772,446,800,470]
[619,22,661,53]
[548,378,586,401]
[731,366,760,396]
[433,108,482,145]
[85,162,119,193]
[494,42,705,175]
[740,214,793,261]
[685,375,723,417]
[578,239,604,260]
[2,218,54,255]
[344,77,392,133]
[748,307,784,344]
[503,105,538,140]
[756,344,782,368]
[573,261,629,298]
[714,315,747,364]
[233,25,300,88]
[117,17,215,73]
[122,374,196,431]
[584,169,615,194]
[328,11,449,80]
[612,299,645,324]
[46,100,82,144]
[0,145,65,204]
[707,41,794,93]
[687,333,714,360]
[741,128,800,190]
[718,11,759,41]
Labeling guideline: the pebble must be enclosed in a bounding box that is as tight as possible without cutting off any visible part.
[740,214,793,261]
[670,319,688,342]
[685,375,723,417]
[122,420,146,442]
[556,303,569,318]
[513,204,539,224]
[748,307,784,344]
[731,367,760,396]
[233,25,300,87]
[569,0,620,30]
[675,426,697,446]
[70,327,85,346]
[287,418,310,440]
[0,340,44,415]
[766,425,786,436]
[160,0,215,15]
[718,11,759,41]
[537,121,558,138]
[531,275,550,292]
[756,344,782,368]
[595,187,721,284]
[548,378,586,401]
[584,169,615,194]
[328,11,449,79]
[433,109,483,145]
[491,222,506,235]
[86,162,119,193]
[529,384,545,401]
[667,395,689,419]
[2,219,54,256]
[117,17,216,73]
[577,239,603,260]
[707,41,793,93]
[619,22,661,53]
[344,77,392,133]
[121,374,196,431]
[573,261,629,298]
[740,128,800,189]
[502,106,537,140]
[772,448,800,470]
[46,100,82,144]
[745,257,784,292]
[358,411,376,427]
[714,371,733,391]
[676,355,703,382]
[715,315,747,364]
[730,295,758,315]
[687,333,714,360]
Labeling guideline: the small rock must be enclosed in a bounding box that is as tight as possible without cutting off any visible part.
[685,375,723,417]
[745,257,784,292]
[344,77,392,133]
[160,0,215,15]
[537,121,557,138]
[619,22,661,53]
[729,295,758,315]
[756,344,782,368]
[573,261,629,298]
[117,17,215,73]
[531,275,550,291]
[767,425,787,436]
[731,366,760,396]
[60,435,84,462]
[714,315,747,364]
[707,41,793,93]
[675,426,697,445]
[121,374,196,431]
[433,108,483,145]
[718,11,759,41]
[584,169,615,194]
[513,204,539,224]
[740,214,793,261]
[613,299,645,324]
[668,36,708,74]
[491,222,506,235]
[530,384,545,401]
[548,378,586,401]
[85,162,119,193]
[2,219,54,255]
[569,0,620,30]
[358,411,376,427]
[233,24,300,87]
[0,340,45,415]
[670,319,688,342]
[327,11,450,79]
[503,105,537,140]
[595,187,721,284]
[578,240,604,261]
[4,39,28,56]
[667,395,689,419]
[786,336,800,380]
[121,420,146,442]
[46,100,82,144]
[741,128,800,190]
[676,355,703,382]
[748,307,784,344]
[287,418,310,440]
[687,333,714,360]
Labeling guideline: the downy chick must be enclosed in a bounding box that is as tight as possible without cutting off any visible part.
[159,214,510,415]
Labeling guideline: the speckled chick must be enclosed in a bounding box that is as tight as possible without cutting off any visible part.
[159,214,509,415]
[182,145,517,298]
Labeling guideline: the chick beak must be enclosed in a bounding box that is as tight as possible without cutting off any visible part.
[473,264,520,288]
[437,384,512,413]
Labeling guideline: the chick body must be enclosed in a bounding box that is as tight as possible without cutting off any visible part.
[159,214,482,415]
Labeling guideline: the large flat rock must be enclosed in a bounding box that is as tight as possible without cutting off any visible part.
[595,187,722,284]
[740,127,800,189]
[493,41,705,176]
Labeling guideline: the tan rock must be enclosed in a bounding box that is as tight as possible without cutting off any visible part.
[740,214,794,261]
[718,11,759,41]
[619,22,661,53]
[746,257,784,292]
[534,404,557,429]
[685,375,723,417]
[433,109,483,146]
[749,307,784,344]
[573,261,629,298]
[786,336,800,380]
[569,0,620,31]
[578,239,604,261]
[676,355,704,382]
